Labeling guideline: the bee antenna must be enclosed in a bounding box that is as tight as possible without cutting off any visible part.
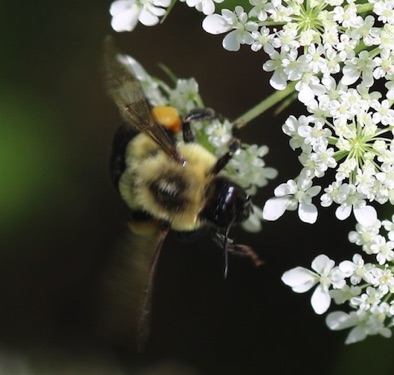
[223,219,235,279]
[223,234,229,279]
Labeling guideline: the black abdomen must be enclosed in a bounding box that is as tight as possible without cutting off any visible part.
[149,173,189,213]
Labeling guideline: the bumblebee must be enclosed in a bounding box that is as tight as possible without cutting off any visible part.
[100,37,262,350]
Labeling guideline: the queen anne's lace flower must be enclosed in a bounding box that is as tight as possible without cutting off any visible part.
[203,6,257,51]
[287,218,394,344]
[110,0,171,31]
[326,310,392,344]
[282,255,346,314]
[109,0,394,344]
[179,0,223,15]
[199,0,394,231]
[263,176,321,224]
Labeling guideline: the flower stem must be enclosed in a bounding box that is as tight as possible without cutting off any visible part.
[356,2,374,14]
[234,81,297,128]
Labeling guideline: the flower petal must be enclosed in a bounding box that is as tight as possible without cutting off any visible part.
[345,326,367,344]
[111,4,140,32]
[155,0,171,6]
[222,30,240,51]
[139,8,160,26]
[298,85,314,104]
[241,209,262,232]
[201,1,215,15]
[110,0,133,16]
[281,267,317,292]
[335,204,352,221]
[341,66,360,86]
[354,205,377,226]
[338,260,355,276]
[269,69,287,90]
[311,284,331,314]
[262,197,289,221]
[311,254,334,274]
[326,311,354,330]
[298,201,318,224]
[202,14,231,34]
[274,182,293,196]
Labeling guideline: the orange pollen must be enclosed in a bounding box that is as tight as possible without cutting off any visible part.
[152,105,182,133]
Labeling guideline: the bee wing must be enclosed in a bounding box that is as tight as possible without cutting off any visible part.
[97,220,169,351]
[104,36,184,164]
[136,224,169,350]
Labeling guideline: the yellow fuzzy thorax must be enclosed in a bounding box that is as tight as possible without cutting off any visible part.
[119,134,218,231]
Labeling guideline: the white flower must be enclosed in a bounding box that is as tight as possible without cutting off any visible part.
[282,254,345,314]
[263,177,321,223]
[371,99,394,125]
[369,235,394,265]
[348,221,381,250]
[321,182,378,225]
[382,215,394,241]
[297,122,331,150]
[370,267,394,295]
[350,286,383,310]
[282,115,311,150]
[180,0,223,15]
[250,26,275,54]
[168,79,200,114]
[205,119,233,149]
[226,144,278,195]
[341,51,376,87]
[203,6,258,51]
[263,50,289,90]
[339,254,371,285]
[374,0,394,24]
[249,0,269,22]
[326,309,392,344]
[241,204,264,232]
[330,285,362,305]
[281,49,305,81]
[308,145,337,177]
[326,310,368,343]
[110,0,170,32]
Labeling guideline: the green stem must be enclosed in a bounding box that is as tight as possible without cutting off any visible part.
[356,2,374,14]
[233,81,297,128]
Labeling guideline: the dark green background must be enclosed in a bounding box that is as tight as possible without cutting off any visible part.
[0,1,393,374]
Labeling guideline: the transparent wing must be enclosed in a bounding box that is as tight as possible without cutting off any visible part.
[136,225,169,350]
[98,220,169,351]
[104,36,184,164]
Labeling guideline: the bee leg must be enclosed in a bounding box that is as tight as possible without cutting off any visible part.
[182,108,216,143]
[184,108,216,123]
[211,138,240,174]
[227,242,264,268]
[181,121,194,143]
[213,232,264,269]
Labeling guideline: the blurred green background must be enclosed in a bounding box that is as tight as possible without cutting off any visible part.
[1,0,394,374]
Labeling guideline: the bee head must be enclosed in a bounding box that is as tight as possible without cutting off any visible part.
[202,176,252,229]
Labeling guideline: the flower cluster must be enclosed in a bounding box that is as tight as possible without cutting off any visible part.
[109,0,394,344]
[109,0,394,227]
[282,215,394,343]
[118,54,277,231]
[203,0,394,227]
[109,0,225,32]
[110,0,171,32]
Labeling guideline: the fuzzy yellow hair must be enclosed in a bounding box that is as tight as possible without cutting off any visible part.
[119,134,218,231]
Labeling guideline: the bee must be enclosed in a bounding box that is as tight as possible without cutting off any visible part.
[100,37,262,351]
